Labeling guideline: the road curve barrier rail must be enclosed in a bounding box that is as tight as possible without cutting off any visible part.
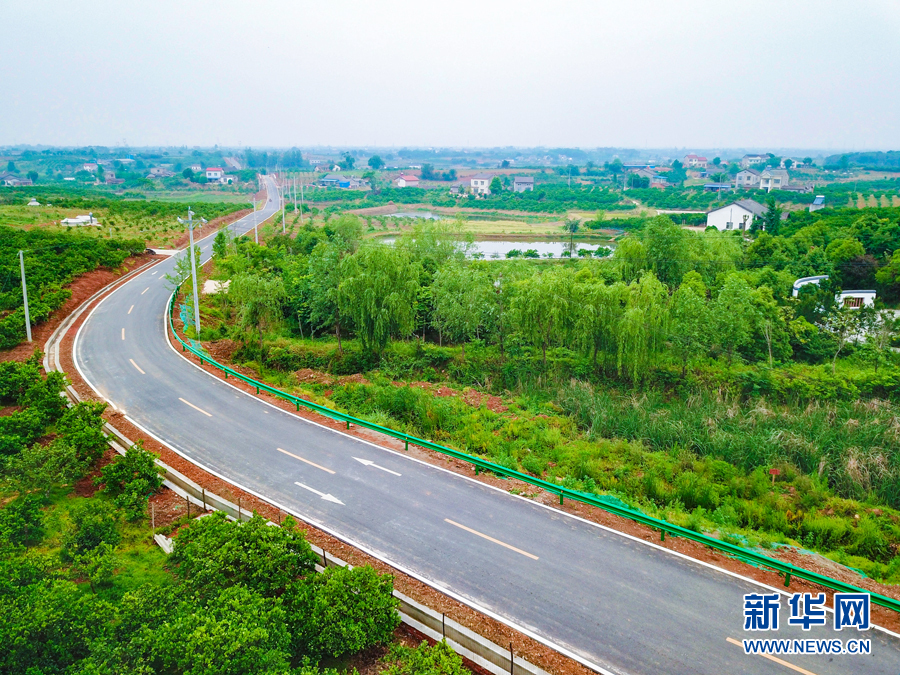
[168,294,900,615]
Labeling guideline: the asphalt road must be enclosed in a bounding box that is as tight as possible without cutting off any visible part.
[74,176,900,675]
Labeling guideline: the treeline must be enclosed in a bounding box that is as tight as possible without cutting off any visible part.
[208,210,900,385]
[303,184,633,213]
[0,226,145,349]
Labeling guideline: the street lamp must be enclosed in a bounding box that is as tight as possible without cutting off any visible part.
[177,208,207,336]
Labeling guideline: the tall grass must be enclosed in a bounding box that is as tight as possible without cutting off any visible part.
[557,380,900,509]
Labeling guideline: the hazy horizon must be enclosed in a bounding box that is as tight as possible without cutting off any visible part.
[3,1,899,149]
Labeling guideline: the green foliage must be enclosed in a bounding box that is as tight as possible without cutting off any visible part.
[5,439,87,499]
[170,512,317,598]
[0,226,144,349]
[383,640,470,675]
[61,499,121,562]
[339,245,422,354]
[290,565,400,658]
[0,496,44,546]
[96,442,164,519]
[57,402,109,463]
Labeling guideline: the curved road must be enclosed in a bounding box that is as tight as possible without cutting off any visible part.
[74,176,900,675]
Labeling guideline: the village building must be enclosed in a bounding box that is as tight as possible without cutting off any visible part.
[684,154,708,169]
[394,174,420,188]
[470,172,494,195]
[512,176,534,192]
[735,168,761,188]
[705,199,766,231]
[759,168,789,192]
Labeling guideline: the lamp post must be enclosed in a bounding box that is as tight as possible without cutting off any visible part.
[18,250,31,342]
[177,209,207,335]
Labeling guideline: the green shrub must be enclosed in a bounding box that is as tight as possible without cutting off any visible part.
[170,512,317,598]
[0,496,44,546]
[289,565,400,658]
[383,640,470,675]
[96,442,164,519]
[58,402,109,463]
[61,499,121,562]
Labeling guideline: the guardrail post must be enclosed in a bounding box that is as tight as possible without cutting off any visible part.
[660,530,665,542]
[404,439,408,451]
[255,386,259,394]
[475,465,479,475]
[181,344,185,352]
[295,402,300,411]
[559,492,564,505]
[784,573,791,588]
[202,488,206,511]
[346,421,350,430]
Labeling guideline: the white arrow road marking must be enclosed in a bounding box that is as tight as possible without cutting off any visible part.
[353,457,402,476]
[294,482,344,505]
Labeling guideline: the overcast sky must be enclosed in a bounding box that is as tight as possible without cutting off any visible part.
[2,0,899,150]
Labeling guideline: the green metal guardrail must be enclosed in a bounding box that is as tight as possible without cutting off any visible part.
[168,294,900,614]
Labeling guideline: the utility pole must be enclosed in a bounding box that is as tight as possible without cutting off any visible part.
[178,209,205,335]
[18,250,31,342]
[299,178,305,225]
[249,199,258,244]
[281,176,286,233]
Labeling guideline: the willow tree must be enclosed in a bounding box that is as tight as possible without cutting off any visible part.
[510,267,576,366]
[339,245,422,355]
[617,272,668,383]
[229,273,286,356]
[668,283,708,375]
[574,279,629,371]
[430,263,492,357]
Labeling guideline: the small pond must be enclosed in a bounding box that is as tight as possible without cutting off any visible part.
[379,235,614,259]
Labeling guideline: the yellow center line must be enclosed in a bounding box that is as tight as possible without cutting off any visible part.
[141,287,149,295]
[121,328,125,340]
[276,447,335,474]
[726,637,819,675]
[128,304,134,314]
[178,397,212,417]
[129,359,145,374]
[444,519,539,560]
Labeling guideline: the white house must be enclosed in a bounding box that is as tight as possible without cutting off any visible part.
[706,199,766,231]
[684,154,708,169]
[792,275,830,297]
[27,198,40,207]
[189,163,202,172]
[792,276,876,309]
[83,163,98,173]
[740,154,768,168]
[759,169,789,192]
[513,176,534,192]
[809,195,825,212]
[206,167,225,182]
[470,172,494,195]
[838,290,876,308]
[149,167,175,178]
[60,214,99,226]
[735,168,761,188]
[394,174,420,188]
